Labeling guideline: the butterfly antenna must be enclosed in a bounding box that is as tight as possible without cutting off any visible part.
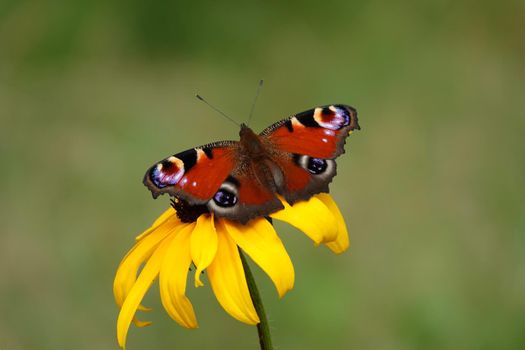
[247,79,264,127]
[196,94,240,127]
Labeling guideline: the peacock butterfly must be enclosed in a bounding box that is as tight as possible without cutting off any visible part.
[143,104,360,224]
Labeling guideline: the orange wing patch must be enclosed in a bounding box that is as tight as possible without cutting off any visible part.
[268,122,340,159]
[236,176,276,205]
[177,148,235,200]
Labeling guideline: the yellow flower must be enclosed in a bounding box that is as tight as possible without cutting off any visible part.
[113,193,349,348]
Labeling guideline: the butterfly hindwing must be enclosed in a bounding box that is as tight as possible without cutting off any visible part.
[207,172,283,224]
[272,153,337,204]
[143,141,237,204]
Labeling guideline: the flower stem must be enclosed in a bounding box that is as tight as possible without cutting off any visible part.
[239,248,273,350]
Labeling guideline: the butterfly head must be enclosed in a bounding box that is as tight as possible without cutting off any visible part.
[239,123,266,157]
[239,122,256,138]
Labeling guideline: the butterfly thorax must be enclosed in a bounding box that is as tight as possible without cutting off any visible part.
[237,123,282,193]
[239,123,267,160]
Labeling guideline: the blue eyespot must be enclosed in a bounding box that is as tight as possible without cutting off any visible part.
[307,158,328,174]
[213,189,238,207]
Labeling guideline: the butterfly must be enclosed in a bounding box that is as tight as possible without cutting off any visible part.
[143,104,360,224]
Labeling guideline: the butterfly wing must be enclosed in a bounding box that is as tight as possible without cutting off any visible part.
[144,104,359,224]
[260,104,359,159]
[143,140,284,224]
[143,141,238,204]
[206,168,284,224]
[261,104,359,203]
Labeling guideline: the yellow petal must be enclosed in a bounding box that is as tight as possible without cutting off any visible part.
[207,226,260,325]
[135,207,178,241]
[270,196,338,245]
[316,194,350,254]
[190,214,218,287]
[159,223,198,329]
[117,235,173,349]
[113,217,181,309]
[220,218,294,298]
[132,319,152,328]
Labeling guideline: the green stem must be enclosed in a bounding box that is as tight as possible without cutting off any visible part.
[239,248,273,350]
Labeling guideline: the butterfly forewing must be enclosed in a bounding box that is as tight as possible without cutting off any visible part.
[260,104,359,159]
[143,141,238,204]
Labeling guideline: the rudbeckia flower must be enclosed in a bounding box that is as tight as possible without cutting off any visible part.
[113,193,349,349]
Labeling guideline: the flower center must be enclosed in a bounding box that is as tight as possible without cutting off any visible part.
[171,198,209,223]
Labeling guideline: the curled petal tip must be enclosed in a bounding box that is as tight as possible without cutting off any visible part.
[133,318,152,328]
[137,304,152,312]
[194,274,205,288]
[316,194,350,254]
[277,287,293,299]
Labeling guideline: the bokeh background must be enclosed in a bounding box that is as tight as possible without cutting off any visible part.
[1,1,524,349]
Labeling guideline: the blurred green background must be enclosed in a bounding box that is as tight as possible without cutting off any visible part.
[1,0,524,349]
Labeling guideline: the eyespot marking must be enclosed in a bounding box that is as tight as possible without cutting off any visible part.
[208,178,240,212]
[150,156,185,188]
[313,105,350,130]
[294,155,334,176]
[307,158,328,174]
[213,188,238,207]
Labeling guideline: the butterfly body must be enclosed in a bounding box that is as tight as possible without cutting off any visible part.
[144,104,360,224]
